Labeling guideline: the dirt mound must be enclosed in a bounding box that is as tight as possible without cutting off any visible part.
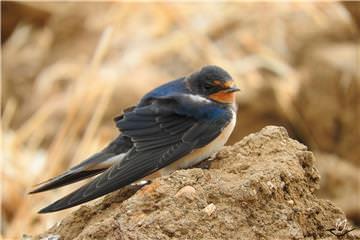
[34,126,359,240]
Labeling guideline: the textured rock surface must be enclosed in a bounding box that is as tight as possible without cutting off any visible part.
[36,126,359,240]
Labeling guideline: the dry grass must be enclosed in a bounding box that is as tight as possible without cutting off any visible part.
[1,2,359,238]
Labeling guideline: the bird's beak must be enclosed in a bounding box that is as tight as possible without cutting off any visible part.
[223,86,240,93]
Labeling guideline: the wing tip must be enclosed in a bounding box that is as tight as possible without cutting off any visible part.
[29,186,51,194]
[38,207,52,214]
[38,200,73,214]
[38,203,59,214]
[29,169,107,195]
[28,188,41,195]
[38,207,62,214]
[28,184,52,194]
[28,181,60,195]
[37,184,93,214]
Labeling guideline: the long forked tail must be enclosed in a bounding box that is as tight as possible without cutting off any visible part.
[29,135,132,194]
[29,168,107,194]
[28,152,116,194]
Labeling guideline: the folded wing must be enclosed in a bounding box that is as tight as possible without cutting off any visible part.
[39,99,231,213]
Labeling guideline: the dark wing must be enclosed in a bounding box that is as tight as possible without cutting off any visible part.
[39,101,231,213]
[29,135,133,194]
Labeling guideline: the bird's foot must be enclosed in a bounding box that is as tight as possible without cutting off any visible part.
[194,153,218,169]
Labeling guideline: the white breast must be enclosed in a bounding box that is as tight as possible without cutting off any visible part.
[159,110,237,175]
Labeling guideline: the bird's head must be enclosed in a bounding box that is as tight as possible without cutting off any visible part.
[186,65,240,104]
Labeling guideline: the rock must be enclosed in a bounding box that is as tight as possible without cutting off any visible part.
[33,126,359,239]
[174,186,196,201]
[202,203,216,216]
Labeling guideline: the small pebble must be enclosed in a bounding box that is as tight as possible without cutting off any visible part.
[175,186,196,200]
[266,181,276,191]
[203,203,216,216]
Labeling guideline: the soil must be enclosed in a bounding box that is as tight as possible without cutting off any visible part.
[35,126,360,240]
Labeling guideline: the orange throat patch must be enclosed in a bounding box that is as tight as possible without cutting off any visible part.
[209,91,235,104]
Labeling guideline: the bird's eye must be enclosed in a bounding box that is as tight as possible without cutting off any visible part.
[204,83,213,90]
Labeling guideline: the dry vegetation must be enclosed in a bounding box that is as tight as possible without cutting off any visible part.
[1,2,359,239]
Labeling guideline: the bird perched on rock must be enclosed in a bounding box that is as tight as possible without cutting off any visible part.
[30,65,240,213]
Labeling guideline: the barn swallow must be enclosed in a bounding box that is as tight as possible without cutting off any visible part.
[30,65,239,213]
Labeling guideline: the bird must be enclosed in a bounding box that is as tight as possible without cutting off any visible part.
[30,65,240,213]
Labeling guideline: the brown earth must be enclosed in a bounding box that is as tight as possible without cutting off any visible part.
[34,126,359,240]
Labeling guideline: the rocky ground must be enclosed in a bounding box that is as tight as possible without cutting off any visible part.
[34,127,360,240]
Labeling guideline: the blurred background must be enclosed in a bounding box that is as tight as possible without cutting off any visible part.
[1,2,359,238]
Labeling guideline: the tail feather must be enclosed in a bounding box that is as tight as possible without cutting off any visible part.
[29,168,106,194]
[28,152,115,194]
[29,134,132,194]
